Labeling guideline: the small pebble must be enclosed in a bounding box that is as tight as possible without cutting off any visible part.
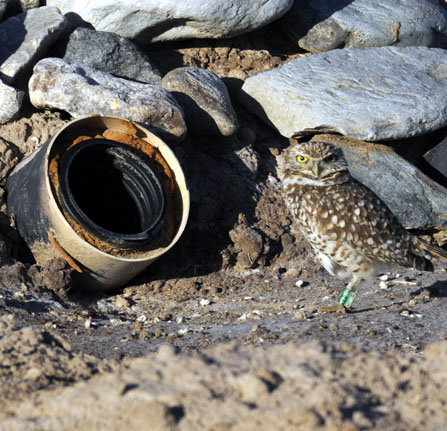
[294,310,307,321]
[154,328,164,338]
[200,298,210,306]
[393,279,417,286]
[84,316,92,329]
[132,321,143,330]
[295,280,304,287]
[24,367,42,380]
[115,296,130,310]
[379,274,389,281]
[379,281,388,290]
[122,290,133,299]
[400,309,422,318]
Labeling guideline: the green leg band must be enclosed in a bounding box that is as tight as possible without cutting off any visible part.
[338,289,356,307]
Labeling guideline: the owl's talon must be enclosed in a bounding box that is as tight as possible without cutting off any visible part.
[317,303,353,313]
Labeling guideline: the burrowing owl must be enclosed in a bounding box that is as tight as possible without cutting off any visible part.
[281,139,447,312]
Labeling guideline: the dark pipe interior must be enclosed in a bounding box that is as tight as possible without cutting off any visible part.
[58,139,167,247]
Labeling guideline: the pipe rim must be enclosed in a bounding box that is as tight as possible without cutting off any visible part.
[58,138,168,247]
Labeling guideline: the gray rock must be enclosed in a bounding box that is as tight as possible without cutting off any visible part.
[0,1,8,20]
[282,0,447,53]
[18,0,40,11]
[63,27,162,85]
[29,58,186,139]
[46,0,293,43]
[310,134,447,229]
[424,137,447,179]
[161,67,238,136]
[241,46,447,141]
[0,81,23,124]
[0,6,67,85]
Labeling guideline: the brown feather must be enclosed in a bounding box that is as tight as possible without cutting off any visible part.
[414,237,447,262]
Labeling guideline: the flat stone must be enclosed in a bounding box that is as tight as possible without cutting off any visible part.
[63,27,162,85]
[424,137,447,179]
[241,46,447,141]
[282,0,447,53]
[161,67,238,136]
[29,58,186,139]
[0,81,23,124]
[46,0,293,43]
[309,134,447,229]
[0,6,67,85]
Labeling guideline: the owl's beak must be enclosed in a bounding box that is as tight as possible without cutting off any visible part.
[311,161,320,177]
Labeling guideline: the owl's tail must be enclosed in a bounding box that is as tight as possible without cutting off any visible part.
[414,237,447,263]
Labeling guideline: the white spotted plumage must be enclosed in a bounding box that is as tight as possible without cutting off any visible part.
[281,139,447,305]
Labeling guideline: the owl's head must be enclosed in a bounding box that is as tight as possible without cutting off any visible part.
[283,140,349,185]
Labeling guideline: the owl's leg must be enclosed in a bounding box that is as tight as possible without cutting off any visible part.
[317,276,359,314]
[338,277,358,308]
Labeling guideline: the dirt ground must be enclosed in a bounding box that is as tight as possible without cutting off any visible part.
[1,21,447,430]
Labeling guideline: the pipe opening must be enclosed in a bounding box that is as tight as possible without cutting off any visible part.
[58,139,167,247]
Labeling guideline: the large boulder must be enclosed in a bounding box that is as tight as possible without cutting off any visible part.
[281,0,447,53]
[46,0,294,43]
[0,6,67,85]
[62,27,162,85]
[0,81,23,124]
[29,58,186,139]
[161,67,238,136]
[241,46,447,141]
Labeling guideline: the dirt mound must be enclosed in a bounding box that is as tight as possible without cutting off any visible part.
[3,340,447,430]
[0,314,111,411]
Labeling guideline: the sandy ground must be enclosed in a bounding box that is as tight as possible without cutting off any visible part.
[0,21,447,430]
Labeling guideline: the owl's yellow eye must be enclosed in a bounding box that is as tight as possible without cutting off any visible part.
[296,155,308,163]
[327,155,337,163]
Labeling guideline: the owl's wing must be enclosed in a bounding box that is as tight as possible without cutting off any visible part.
[313,181,429,269]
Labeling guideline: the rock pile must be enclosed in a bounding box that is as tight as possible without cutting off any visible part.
[0,0,446,227]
